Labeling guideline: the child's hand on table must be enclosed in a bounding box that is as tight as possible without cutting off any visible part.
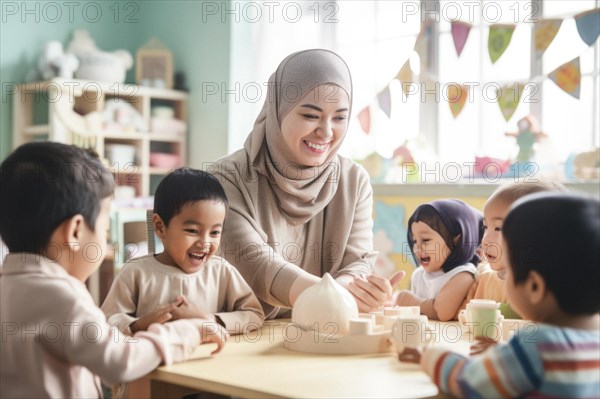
[130,300,181,333]
[397,347,422,364]
[192,320,229,355]
[171,295,217,322]
[470,336,499,355]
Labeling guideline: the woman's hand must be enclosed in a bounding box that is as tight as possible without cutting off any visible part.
[346,271,406,312]
[130,299,181,333]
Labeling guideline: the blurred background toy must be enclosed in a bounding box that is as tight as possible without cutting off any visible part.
[68,30,133,83]
[27,41,79,81]
[506,115,547,162]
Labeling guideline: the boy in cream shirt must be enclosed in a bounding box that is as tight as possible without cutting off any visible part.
[0,143,226,398]
[102,168,264,335]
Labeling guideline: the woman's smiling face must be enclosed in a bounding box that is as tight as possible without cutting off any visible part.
[279,84,349,167]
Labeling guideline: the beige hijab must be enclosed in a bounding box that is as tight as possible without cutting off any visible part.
[244,49,353,225]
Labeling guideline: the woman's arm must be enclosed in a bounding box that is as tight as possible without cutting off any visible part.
[216,171,319,312]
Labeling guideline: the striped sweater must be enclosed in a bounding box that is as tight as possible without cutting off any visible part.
[421,323,600,398]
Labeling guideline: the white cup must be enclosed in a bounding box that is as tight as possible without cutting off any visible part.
[459,299,503,340]
[391,315,434,354]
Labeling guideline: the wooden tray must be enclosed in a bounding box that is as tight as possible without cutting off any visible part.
[284,324,393,355]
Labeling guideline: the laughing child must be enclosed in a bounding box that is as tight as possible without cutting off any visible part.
[102,168,264,335]
[395,199,483,321]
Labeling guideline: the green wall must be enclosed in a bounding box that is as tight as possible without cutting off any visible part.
[0,0,230,165]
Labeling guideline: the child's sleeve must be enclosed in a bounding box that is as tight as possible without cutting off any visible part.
[100,265,139,334]
[215,262,265,334]
[57,292,202,384]
[421,337,543,398]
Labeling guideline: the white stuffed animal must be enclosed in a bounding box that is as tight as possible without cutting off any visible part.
[35,41,79,80]
[68,30,133,83]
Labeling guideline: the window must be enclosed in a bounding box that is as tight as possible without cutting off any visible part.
[228,1,599,179]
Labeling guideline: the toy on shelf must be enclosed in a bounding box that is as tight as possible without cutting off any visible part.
[136,38,173,89]
[101,98,147,132]
[27,41,79,82]
[473,156,511,177]
[505,115,547,162]
[67,30,133,83]
[567,148,600,180]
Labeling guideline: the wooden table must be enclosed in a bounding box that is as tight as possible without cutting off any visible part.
[139,320,471,399]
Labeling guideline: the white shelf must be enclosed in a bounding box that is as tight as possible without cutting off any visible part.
[13,78,188,197]
[23,125,49,136]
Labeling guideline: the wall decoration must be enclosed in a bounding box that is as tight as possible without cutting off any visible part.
[534,19,562,57]
[575,8,600,46]
[548,57,581,99]
[497,83,524,121]
[488,24,516,64]
[395,60,414,96]
[451,21,472,57]
[377,86,392,118]
[447,84,469,118]
[357,107,371,134]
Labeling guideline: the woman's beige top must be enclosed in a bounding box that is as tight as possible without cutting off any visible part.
[215,49,377,318]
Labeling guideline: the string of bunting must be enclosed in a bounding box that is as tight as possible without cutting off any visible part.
[359,8,599,134]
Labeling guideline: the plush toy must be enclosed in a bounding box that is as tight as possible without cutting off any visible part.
[506,115,547,162]
[29,41,79,81]
[67,30,133,83]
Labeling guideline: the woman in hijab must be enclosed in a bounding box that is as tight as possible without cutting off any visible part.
[214,49,403,319]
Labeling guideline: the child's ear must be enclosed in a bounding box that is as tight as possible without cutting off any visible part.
[152,214,167,239]
[45,215,85,261]
[526,270,546,305]
[63,214,85,251]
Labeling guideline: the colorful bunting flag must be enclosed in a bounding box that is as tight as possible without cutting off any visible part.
[357,107,371,134]
[549,57,581,99]
[378,86,392,118]
[447,84,469,118]
[488,24,516,63]
[497,84,524,121]
[534,19,562,57]
[395,60,414,96]
[451,21,472,57]
[575,8,600,46]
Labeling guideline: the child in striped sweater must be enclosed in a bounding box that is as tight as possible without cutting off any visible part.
[405,193,600,398]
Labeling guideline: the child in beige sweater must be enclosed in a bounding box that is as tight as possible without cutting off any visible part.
[0,143,225,398]
[102,168,264,335]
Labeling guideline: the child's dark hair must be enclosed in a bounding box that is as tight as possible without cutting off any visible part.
[0,142,115,253]
[503,193,600,315]
[154,168,228,226]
